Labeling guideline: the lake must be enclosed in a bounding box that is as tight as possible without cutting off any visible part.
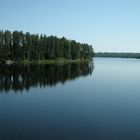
[0,58,140,140]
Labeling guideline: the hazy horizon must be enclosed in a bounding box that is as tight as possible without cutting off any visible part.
[0,0,140,53]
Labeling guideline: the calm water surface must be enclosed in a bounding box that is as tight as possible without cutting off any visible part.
[0,58,140,140]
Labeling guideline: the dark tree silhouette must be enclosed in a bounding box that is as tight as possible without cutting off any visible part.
[0,30,94,62]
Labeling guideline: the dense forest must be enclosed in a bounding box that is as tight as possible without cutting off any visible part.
[0,30,94,62]
[95,52,140,59]
[0,62,94,92]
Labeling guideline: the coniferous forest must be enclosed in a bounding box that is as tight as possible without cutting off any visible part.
[0,30,94,62]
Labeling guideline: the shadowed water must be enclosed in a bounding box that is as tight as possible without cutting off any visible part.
[0,62,93,92]
[1,58,140,140]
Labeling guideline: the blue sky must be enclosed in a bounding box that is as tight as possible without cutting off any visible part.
[0,0,140,52]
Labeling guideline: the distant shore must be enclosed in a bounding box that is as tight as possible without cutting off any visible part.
[95,52,140,59]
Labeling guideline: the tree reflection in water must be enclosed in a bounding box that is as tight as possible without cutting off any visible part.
[0,61,94,92]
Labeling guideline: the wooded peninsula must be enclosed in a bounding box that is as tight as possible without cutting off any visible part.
[0,30,94,64]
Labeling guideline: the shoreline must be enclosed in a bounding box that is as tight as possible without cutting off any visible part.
[0,59,92,65]
[95,52,140,59]
[21,59,91,64]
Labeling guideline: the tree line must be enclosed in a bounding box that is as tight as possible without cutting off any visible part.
[95,52,140,59]
[0,30,94,61]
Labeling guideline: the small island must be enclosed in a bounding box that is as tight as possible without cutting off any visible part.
[0,30,94,64]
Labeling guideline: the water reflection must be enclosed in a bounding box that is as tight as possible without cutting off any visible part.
[0,61,94,92]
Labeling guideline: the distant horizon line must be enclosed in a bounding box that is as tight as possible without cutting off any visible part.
[95,52,140,54]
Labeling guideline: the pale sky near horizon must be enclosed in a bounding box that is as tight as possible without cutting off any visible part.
[0,0,140,52]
